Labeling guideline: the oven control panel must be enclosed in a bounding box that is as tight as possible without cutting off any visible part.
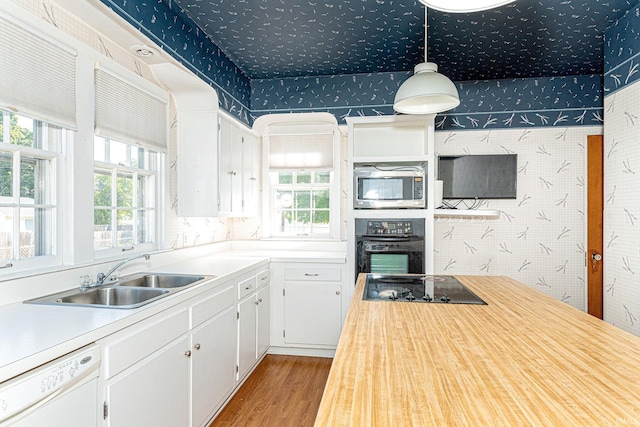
[366,220,413,235]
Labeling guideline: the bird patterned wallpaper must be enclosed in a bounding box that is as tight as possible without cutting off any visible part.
[97,0,252,125]
[98,0,625,129]
[433,125,601,311]
[251,73,604,129]
[167,0,632,83]
[603,3,640,336]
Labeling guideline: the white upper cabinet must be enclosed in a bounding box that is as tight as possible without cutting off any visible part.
[218,115,261,217]
[242,131,260,217]
[151,63,220,217]
[177,110,219,217]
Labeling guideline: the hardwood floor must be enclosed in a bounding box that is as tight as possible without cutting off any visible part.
[209,355,333,427]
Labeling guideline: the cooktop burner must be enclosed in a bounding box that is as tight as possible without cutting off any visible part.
[363,274,487,305]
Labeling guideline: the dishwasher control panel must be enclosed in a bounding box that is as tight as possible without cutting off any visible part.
[0,344,100,423]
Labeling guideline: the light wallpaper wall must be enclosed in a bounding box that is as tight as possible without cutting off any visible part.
[434,126,601,311]
[604,2,640,335]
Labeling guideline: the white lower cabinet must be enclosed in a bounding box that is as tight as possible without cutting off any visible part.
[257,285,271,357]
[190,285,236,427]
[105,335,190,427]
[99,278,243,427]
[284,281,342,346]
[237,268,270,382]
[271,262,346,353]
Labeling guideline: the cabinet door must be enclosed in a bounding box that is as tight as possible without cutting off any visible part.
[284,282,342,346]
[177,110,218,217]
[242,131,260,216]
[106,336,190,427]
[256,285,270,358]
[237,296,257,381]
[191,307,236,427]
[218,117,233,213]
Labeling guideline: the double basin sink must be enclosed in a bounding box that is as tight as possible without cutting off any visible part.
[26,273,213,309]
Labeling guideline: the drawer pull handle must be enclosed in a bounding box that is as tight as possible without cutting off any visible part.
[245,286,252,290]
[260,276,267,281]
[0,263,13,269]
[185,350,192,357]
[304,273,319,277]
[194,343,201,350]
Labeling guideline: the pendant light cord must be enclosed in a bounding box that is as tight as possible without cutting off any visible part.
[424,7,429,62]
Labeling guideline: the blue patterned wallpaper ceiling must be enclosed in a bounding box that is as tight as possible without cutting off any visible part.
[168,0,633,81]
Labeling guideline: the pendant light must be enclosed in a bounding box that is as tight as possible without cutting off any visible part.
[418,0,515,13]
[393,8,460,115]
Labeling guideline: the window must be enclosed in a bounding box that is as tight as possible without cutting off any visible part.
[94,137,160,253]
[0,110,63,267]
[264,127,340,239]
[271,171,332,236]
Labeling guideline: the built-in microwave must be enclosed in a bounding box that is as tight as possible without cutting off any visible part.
[353,163,426,209]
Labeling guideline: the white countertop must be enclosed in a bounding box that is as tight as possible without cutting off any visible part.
[0,254,268,384]
[230,250,346,263]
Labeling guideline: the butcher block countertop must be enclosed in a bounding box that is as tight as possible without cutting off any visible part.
[314,275,640,426]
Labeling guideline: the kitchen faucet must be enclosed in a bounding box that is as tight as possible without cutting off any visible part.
[83,253,151,290]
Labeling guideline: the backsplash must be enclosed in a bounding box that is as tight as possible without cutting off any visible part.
[604,2,640,336]
[434,126,602,311]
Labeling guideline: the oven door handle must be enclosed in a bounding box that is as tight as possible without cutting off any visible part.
[361,237,413,242]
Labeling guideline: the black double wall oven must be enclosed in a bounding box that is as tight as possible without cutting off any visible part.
[355,218,425,276]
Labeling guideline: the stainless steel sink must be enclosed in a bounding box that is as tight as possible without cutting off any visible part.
[116,273,206,289]
[25,273,213,309]
[26,286,169,309]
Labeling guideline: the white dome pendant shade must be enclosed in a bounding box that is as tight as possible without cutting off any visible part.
[393,62,460,114]
[393,8,460,115]
[419,0,516,13]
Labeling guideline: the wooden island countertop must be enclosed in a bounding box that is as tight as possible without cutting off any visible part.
[314,275,640,426]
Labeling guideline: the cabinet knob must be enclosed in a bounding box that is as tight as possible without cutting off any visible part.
[254,301,260,305]
[194,343,201,350]
[336,291,341,295]
[184,350,192,357]
[258,298,263,303]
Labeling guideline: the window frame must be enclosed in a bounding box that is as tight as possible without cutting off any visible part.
[0,112,66,273]
[93,137,161,259]
[262,128,341,240]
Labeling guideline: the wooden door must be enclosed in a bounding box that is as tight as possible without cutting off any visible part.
[587,135,603,319]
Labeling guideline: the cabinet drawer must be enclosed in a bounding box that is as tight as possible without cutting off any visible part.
[284,267,342,282]
[256,268,270,289]
[190,284,234,329]
[104,308,188,379]
[238,275,256,299]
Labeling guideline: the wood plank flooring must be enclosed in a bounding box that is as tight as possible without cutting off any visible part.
[209,355,333,427]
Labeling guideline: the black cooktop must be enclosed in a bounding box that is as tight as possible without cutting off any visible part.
[363,274,487,305]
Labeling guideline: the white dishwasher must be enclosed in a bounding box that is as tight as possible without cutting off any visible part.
[0,343,101,427]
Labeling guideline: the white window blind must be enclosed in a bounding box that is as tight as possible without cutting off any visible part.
[268,133,334,170]
[0,14,77,130]
[95,64,169,152]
